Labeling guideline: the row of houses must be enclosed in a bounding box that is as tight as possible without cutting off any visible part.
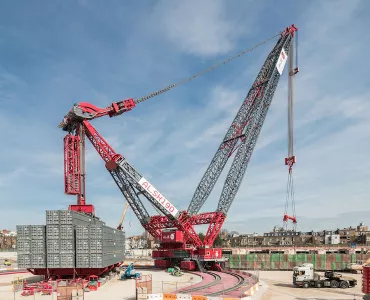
[223,223,370,247]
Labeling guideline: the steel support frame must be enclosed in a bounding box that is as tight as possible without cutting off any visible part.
[63,123,94,214]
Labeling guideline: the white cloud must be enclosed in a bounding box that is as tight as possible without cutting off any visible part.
[153,0,245,57]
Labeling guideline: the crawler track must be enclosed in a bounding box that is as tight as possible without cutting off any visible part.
[180,272,221,293]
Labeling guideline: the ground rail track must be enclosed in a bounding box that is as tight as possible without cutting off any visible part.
[180,271,222,293]
[206,271,246,296]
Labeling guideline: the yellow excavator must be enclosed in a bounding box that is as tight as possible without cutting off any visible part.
[117,202,129,230]
[4,259,12,266]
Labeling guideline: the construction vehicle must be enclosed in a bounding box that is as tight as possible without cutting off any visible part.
[169,266,184,277]
[87,275,98,291]
[120,263,140,280]
[55,24,299,273]
[343,259,370,274]
[293,263,357,289]
[4,259,11,266]
[117,202,129,230]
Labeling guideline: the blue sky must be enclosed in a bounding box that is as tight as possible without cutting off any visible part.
[1,0,369,236]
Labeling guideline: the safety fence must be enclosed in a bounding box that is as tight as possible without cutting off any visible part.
[146,293,253,300]
[0,276,85,300]
[226,253,370,270]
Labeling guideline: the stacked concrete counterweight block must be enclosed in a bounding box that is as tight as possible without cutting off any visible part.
[16,225,46,268]
[17,209,124,271]
[46,210,98,268]
[76,224,125,268]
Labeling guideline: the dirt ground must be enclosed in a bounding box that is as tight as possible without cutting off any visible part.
[255,271,365,300]
[84,269,202,300]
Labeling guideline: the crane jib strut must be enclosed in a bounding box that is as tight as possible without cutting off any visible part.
[60,24,298,248]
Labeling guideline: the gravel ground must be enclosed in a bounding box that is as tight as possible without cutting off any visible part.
[254,271,365,300]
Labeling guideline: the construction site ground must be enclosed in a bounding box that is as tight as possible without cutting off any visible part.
[0,269,201,300]
[255,271,364,300]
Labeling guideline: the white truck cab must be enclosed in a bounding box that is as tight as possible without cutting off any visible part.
[293,263,316,286]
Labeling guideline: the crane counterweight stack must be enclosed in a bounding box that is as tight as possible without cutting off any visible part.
[57,24,298,273]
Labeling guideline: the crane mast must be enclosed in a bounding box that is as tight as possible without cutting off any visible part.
[60,24,299,271]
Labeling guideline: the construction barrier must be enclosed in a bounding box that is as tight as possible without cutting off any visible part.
[226,253,370,271]
[0,267,22,271]
[146,294,252,300]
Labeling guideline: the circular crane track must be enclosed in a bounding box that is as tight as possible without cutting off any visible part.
[206,272,246,296]
[180,272,221,293]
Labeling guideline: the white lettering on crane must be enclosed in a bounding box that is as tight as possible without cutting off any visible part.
[276,48,288,75]
[138,177,179,217]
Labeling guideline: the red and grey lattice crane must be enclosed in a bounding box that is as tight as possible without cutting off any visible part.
[59,24,298,269]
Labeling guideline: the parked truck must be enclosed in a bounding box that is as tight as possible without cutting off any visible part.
[293,263,357,289]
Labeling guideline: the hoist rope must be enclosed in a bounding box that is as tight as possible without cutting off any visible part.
[134,32,281,104]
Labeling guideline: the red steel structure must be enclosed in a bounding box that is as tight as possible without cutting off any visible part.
[59,25,298,270]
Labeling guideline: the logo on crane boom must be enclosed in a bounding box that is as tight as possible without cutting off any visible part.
[138,177,179,217]
[276,48,288,75]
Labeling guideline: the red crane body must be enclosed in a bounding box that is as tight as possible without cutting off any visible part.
[60,24,298,270]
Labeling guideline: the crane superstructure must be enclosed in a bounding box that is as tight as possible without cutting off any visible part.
[59,24,298,270]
